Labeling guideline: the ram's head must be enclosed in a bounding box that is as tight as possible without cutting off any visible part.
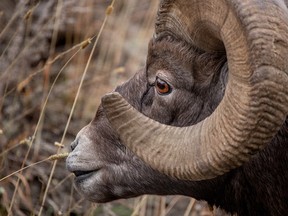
[66,0,288,205]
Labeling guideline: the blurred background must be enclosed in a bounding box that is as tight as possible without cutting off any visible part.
[0,0,214,215]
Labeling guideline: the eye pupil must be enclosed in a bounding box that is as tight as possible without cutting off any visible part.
[155,78,171,95]
[157,80,166,90]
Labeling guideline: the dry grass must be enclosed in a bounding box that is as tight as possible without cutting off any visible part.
[0,0,216,215]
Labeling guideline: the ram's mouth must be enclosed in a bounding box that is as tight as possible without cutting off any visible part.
[74,170,94,177]
[73,169,101,182]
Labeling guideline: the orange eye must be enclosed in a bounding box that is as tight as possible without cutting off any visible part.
[155,77,171,95]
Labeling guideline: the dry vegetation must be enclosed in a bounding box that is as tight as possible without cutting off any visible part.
[0,0,217,215]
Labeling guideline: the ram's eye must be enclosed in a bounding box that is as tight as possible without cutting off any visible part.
[155,77,171,95]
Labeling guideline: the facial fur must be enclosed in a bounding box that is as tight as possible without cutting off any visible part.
[66,37,227,202]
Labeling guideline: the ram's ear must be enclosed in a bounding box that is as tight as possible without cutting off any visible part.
[103,0,288,180]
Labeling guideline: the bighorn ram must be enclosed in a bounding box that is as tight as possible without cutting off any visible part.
[66,0,288,215]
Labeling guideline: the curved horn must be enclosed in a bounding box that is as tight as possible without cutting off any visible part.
[102,0,288,180]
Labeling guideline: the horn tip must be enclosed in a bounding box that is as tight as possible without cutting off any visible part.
[101,92,124,106]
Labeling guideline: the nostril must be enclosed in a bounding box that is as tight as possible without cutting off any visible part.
[70,140,78,151]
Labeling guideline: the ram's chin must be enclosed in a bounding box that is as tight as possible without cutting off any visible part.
[73,172,105,202]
